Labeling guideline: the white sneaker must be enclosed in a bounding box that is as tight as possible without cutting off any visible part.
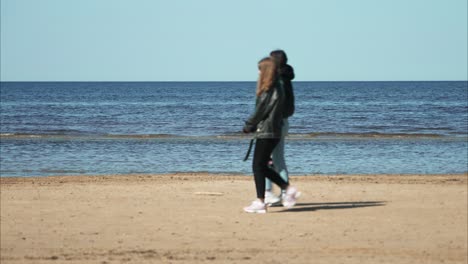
[243,200,267,214]
[282,186,300,208]
[264,191,281,206]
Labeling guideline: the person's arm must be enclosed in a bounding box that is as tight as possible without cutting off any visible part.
[243,89,277,133]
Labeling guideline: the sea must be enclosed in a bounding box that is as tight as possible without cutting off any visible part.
[1,81,467,177]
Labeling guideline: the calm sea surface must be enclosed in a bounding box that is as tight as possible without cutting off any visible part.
[1,81,467,177]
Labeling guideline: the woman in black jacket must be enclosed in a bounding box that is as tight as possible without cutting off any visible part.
[242,57,299,214]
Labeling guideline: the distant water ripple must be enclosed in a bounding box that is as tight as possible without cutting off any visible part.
[0,132,463,140]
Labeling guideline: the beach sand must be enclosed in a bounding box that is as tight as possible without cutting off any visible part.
[1,173,467,264]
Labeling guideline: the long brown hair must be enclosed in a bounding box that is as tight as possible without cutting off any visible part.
[256,57,278,96]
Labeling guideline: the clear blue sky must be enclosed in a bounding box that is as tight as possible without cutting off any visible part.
[1,0,467,81]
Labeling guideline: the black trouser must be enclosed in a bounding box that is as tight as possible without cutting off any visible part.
[253,138,289,199]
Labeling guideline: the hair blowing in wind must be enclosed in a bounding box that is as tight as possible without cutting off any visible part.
[256,57,278,96]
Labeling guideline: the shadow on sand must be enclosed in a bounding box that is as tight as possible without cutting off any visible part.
[273,201,386,213]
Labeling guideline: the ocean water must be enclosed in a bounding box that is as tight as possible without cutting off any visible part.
[1,81,467,177]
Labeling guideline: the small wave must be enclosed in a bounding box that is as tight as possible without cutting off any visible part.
[1,133,45,138]
[41,129,88,135]
[290,132,446,139]
[0,133,183,139]
[104,134,182,139]
[218,132,465,140]
[39,169,86,174]
[215,132,252,139]
[1,132,465,140]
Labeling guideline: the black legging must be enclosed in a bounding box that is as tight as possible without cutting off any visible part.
[253,138,289,199]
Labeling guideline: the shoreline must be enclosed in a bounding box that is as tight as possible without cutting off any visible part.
[1,173,467,263]
[1,173,467,185]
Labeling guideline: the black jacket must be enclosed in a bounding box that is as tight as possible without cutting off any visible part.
[243,80,285,138]
[280,64,295,118]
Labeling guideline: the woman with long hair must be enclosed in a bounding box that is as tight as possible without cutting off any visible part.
[242,57,299,213]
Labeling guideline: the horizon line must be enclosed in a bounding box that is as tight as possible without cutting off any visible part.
[1,80,467,83]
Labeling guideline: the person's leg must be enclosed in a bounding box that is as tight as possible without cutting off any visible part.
[266,119,289,192]
[253,138,288,200]
[265,164,273,191]
[272,118,289,182]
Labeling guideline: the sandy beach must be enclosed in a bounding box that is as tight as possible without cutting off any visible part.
[1,173,467,264]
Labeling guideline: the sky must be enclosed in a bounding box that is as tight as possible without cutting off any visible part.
[1,0,467,81]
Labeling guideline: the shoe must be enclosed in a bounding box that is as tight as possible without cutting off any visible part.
[282,186,300,208]
[281,189,286,201]
[243,200,267,214]
[265,191,281,206]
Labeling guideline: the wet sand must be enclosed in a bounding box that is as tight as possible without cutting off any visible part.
[1,173,467,263]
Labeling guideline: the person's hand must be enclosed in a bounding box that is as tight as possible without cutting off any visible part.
[243,124,257,134]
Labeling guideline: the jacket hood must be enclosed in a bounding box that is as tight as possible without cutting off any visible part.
[280,64,295,81]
